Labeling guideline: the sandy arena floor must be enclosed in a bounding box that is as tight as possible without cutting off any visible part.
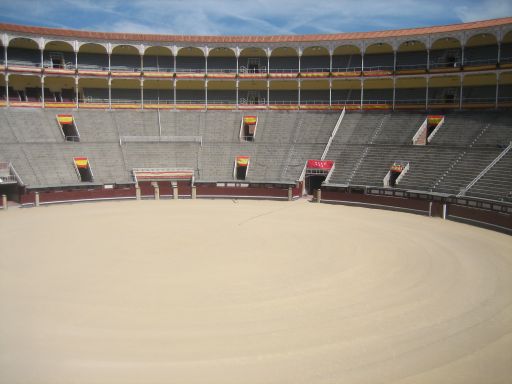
[0,199,511,384]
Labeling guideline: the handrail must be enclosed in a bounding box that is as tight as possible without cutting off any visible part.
[321,108,345,160]
[459,142,512,197]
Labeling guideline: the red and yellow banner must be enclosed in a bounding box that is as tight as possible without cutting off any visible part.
[307,160,334,170]
[236,156,250,167]
[243,116,257,125]
[57,114,74,124]
[390,164,404,172]
[427,115,443,125]
[74,157,89,169]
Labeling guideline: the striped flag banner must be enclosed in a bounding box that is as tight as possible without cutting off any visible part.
[236,156,250,166]
[74,157,89,169]
[57,114,74,124]
[243,116,257,125]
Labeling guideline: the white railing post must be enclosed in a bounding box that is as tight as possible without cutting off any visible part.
[321,108,345,160]
[458,142,512,196]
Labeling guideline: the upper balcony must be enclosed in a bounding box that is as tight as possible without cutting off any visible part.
[0,18,511,80]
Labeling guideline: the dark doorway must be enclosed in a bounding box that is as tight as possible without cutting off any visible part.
[77,167,93,182]
[389,170,401,187]
[0,184,21,202]
[242,124,255,141]
[306,175,325,195]
[236,165,247,180]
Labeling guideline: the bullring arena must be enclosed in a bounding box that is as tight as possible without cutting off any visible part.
[1,198,512,383]
[1,13,512,384]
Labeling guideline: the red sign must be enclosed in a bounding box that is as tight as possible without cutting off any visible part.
[307,160,334,170]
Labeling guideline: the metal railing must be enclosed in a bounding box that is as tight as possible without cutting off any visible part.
[463,58,498,66]
[331,67,362,72]
[363,65,394,71]
[141,99,174,104]
[461,97,495,104]
[300,67,330,72]
[207,68,238,73]
[77,64,109,71]
[142,67,174,72]
[428,98,459,104]
[239,66,267,74]
[0,174,17,184]
[239,98,266,104]
[43,62,76,70]
[396,63,427,70]
[268,68,299,73]
[394,98,426,104]
[175,68,206,73]
[205,100,237,104]
[7,59,42,67]
[429,61,461,69]
[299,100,331,104]
[110,65,142,72]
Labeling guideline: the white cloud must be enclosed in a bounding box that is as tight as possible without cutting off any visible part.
[455,0,512,22]
[1,0,510,36]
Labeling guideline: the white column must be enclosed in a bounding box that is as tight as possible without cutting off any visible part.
[329,51,333,73]
[41,76,45,107]
[75,77,79,109]
[392,77,396,110]
[173,53,177,73]
[329,79,332,107]
[140,54,143,73]
[173,79,177,109]
[108,78,112,109]
[267,80,270,107]
[236,54,239,75]
[236,80,239,109]
[426,49,430,71]
[425,78,429,111]
[108,53,111,72]
[5,75,9,107]
[298,80,301,108]
[497,42,501,64]
[205,52,208,75]
[393,50,397,72]
[360,80,364,110]
[460,46,464,68]
[205,80,208,110]
[75,50,78,70]
[140,79,144,110]
[298,52,301,74]
[495,75,499,109]
[459,78,463,110]
[40,48,44,69]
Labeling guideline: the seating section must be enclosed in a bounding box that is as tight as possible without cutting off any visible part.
[0,109,511,200]
[467,151,512,201]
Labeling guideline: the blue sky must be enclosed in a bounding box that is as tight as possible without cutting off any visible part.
[0,0,511,36]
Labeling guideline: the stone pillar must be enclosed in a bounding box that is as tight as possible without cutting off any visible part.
[172,182,178,200]
[288,186,293,201]
[2,194,7,210]
[153,182,160,200]
[35,192,40,207]
[316,189,322,203]
[191,185,197,199]
[135,185,141,200]
[442,204,447,220]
